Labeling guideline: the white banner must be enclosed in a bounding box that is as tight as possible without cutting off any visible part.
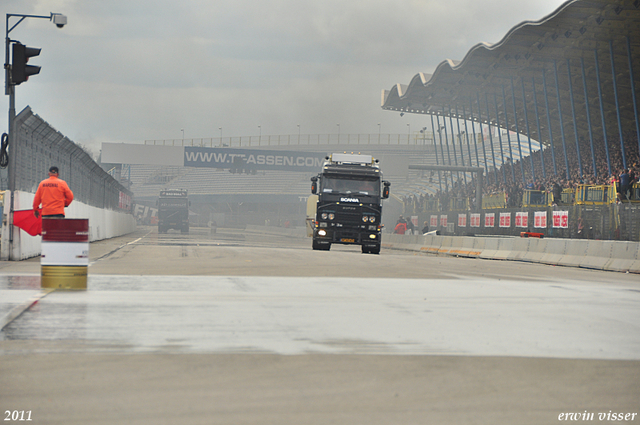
[499,212,511,228]
[534,211,547,228]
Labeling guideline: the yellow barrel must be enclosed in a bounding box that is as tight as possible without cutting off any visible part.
[41,265,88,290]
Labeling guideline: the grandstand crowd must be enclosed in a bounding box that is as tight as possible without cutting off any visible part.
[404,130,640,212]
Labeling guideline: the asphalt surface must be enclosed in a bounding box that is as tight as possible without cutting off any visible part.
[1,226,639,424]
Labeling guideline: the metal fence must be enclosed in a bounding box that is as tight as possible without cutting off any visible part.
[408,204,639,242]
[4,107,132,210]
[144,133,430,148]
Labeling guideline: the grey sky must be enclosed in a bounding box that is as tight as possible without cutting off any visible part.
[3,0,567,155]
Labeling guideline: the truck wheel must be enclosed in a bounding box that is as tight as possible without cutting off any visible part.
[362,245,380,254]
[313,240,330,251]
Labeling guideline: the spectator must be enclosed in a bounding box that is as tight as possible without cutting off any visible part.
[619,169,630,201]
[421,221,430,234]
[393,216,407,235]
[405,218,415,235]
[552,180,562,205]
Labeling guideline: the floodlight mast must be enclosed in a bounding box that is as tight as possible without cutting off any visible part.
[3,12,67,260]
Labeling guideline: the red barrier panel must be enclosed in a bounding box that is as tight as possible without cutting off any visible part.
[520,232,544,239]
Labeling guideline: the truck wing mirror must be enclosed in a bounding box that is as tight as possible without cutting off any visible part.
[311,176,318,194]
[382,181,390,199]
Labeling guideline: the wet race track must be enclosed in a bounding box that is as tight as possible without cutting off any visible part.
[1,226,639,424]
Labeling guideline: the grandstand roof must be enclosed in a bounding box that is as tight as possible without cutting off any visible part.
[381,0,640,149]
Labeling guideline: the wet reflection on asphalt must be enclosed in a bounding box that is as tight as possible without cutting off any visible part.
[2,274,639,359]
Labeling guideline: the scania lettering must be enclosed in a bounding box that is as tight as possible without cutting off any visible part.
[157,189,190,234]
[310,153,390,254]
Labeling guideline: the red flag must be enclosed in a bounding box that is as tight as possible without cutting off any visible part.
[13,209,42,236]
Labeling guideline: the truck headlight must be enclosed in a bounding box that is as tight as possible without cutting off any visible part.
[369,234,377,239]
[369,216,376,223]
[362,216,369,222]
[321,213,328,219]
[318,229,327,236]
[328,213,335,220]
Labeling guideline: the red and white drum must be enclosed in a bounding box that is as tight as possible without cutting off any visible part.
[41,218,89,290]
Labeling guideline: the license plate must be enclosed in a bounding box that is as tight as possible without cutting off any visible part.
[341,238,355,243]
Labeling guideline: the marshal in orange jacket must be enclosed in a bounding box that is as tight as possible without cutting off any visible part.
[33,175,74,216]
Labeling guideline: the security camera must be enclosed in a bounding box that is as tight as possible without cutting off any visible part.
[52,14,67,28]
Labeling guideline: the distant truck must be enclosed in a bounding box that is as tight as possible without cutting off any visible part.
[157,189,189,234]
[310,153,390,254]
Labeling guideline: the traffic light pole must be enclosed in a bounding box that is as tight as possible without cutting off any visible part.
[4,13,66,260]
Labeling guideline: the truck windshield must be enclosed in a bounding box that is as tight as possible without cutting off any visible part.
[321,177,379,196]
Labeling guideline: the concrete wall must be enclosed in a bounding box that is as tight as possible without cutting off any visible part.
[1,190,136,261]
[245,225,640,273]
[381,233,640,274]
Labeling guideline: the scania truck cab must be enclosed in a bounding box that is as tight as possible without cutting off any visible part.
[157,189,190,234]
[310,153,390,254]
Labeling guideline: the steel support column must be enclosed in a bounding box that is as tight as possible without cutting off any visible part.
[447,106,461,183]
[510,78,525,183]
[627,36,640,161]
[429,114,443,192]
[454,106,468,185]
[500,85,516,181]
[567,59,583,179]
[441,108,456,188]
[580,57,597,179]
[532,76,546,179]
[521,78,536,182]
[542,68,558,176]
[483,94,500,184]
[474,94,489,177]
[435,115,450,191]
[492,94,508,183]
[553,60,571,181]
[594,48,612,176]
[610,40,627,170]
[462,105,478,169]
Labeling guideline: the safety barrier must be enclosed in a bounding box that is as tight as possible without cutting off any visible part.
[1,190,136,261]
[381,233,640,273]
[522,190,550,207]
[241,226,639,273]
[575,185,614,205]
[482,193,507,209]
[449,197,469,211]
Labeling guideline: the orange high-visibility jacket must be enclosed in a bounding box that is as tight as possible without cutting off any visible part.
[32,175,74,216]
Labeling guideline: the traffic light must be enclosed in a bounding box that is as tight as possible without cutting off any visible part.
[11,42,42,85]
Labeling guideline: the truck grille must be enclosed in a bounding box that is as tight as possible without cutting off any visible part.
[336,212,362,227]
